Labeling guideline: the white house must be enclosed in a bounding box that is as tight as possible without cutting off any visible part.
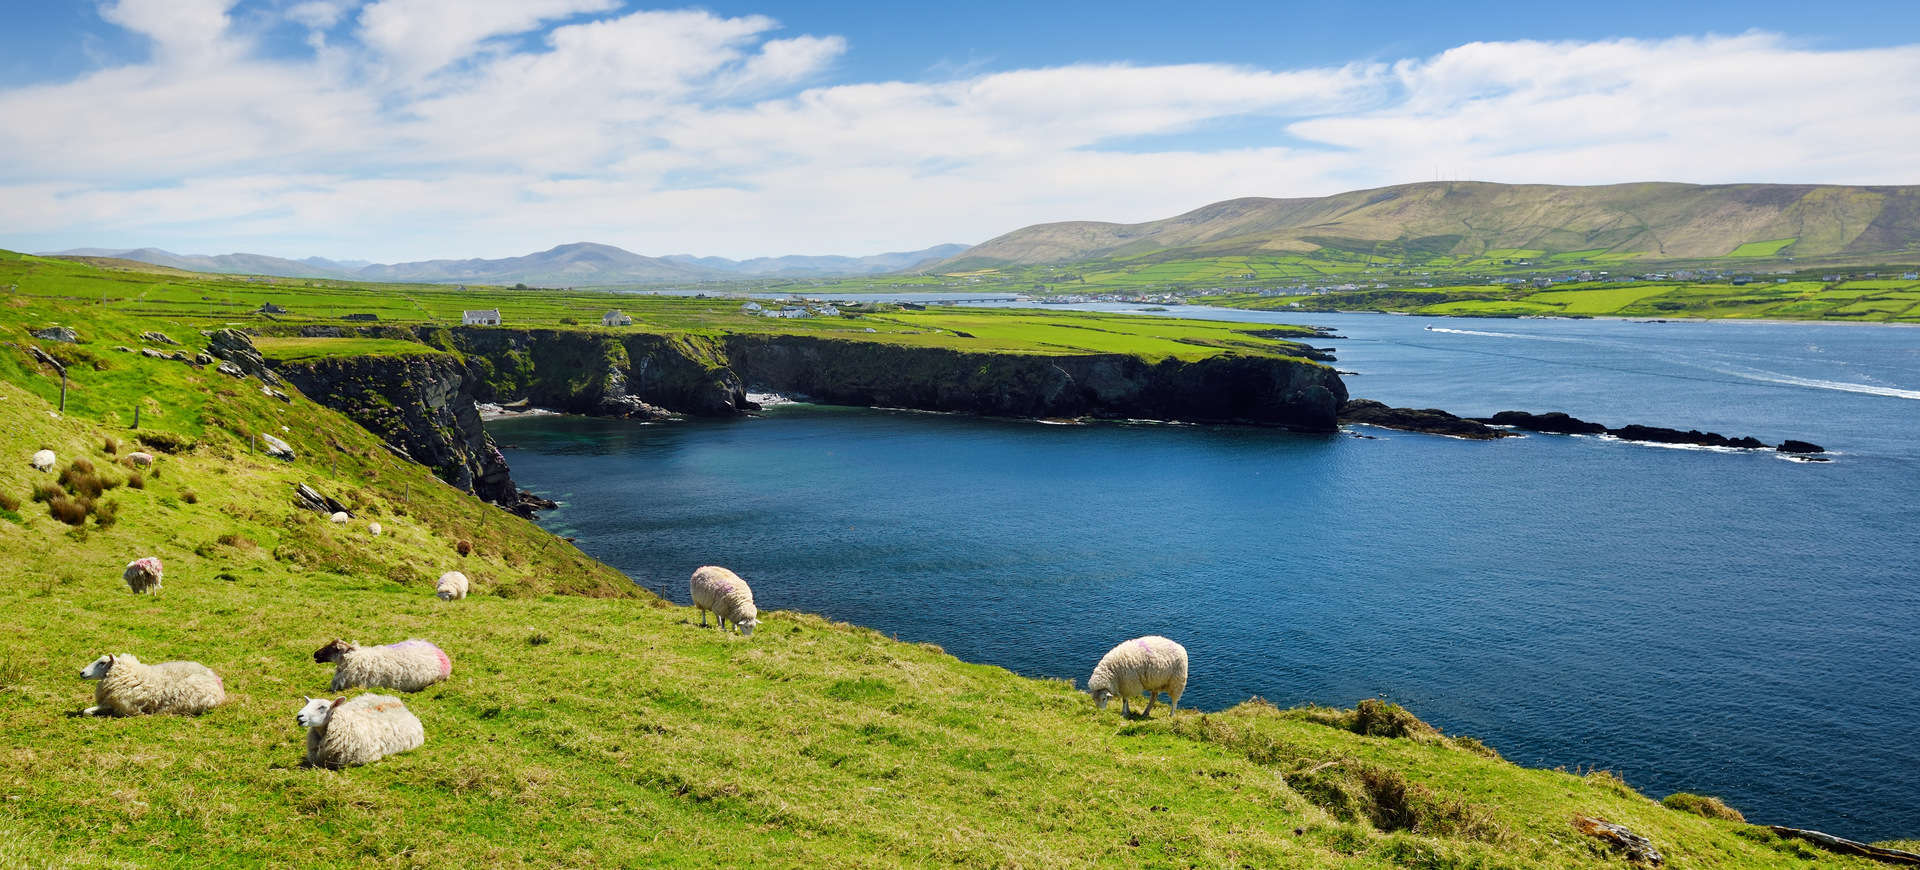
[463,309,502,326]
[602,310,632,326]
[740,301,763,313]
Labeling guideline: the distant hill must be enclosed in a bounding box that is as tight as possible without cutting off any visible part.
[931,181,1920,270]
[665,244,971,276]
[42,242,977,285]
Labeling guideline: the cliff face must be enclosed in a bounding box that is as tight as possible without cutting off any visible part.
[270,351,519,508]
[442,326,1343,431]
[723,335,1346,429]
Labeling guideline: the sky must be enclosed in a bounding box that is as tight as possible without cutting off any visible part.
[1,0,1917,262]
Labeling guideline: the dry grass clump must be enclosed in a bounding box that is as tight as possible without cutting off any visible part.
[1662,792,1745,822]
[126,471,144,489]
[31,482,63,503]
[0,490,18,512]
[180,489,198,504]
[91,498,119,529]
[137,431,194,454]
[103,435,120,454]
[48,494,91,525]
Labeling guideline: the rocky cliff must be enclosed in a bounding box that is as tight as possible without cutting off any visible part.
[269,350,528,511]
[438,326,1344,430]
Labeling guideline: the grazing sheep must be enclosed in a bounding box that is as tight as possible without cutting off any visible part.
[1086,635,1188,718]
[314,639,451,693]
[123,557,163,595]
[296,695,425,769]
[124,451,154,468]
[30,449,55,472]
[368,522,382,536]
[78,653,224,716]
[435,571,468,601]
[329,511,349,524]
[689,566,760,636]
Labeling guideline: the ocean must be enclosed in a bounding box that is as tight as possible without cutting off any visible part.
[489,311,1920,840]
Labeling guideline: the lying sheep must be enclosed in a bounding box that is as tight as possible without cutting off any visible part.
[1087,635,1188,718]
[31,449,55,472]
[124,451,154,468]
[329,511,350,524]
[123,557,163,595]
[689,566,760,636]
[296,695,425,769]
[79,653,224,716]
[314,639,451,693]
[435,571,468,601]
[368,522,382,537]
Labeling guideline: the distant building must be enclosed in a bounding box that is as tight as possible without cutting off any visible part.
[463,308,502,326]
[258,302,287,314]
[602,310,632,326]
[740,301,763,313]
[1905,273,1918,281]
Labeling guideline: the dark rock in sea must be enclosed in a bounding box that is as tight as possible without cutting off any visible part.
[1479,410,1608,435]
[1339,399,1514,440]
[507,489,560,517]
[1777,439,1826,454]
[1727,436,1767,449]
[1607,424,1732,447]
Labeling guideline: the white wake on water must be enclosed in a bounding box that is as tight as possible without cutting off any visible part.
[1716,368,1920,401]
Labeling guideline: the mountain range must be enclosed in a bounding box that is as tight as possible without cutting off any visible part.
[42,242,970,285]
[931,181,1920,270]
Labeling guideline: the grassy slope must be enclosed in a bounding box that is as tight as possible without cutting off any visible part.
[1211,278,1920,322]
[0,255,1893,868]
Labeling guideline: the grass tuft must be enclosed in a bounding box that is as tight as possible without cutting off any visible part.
[126,471,144,489]
[103,435,120,454]
[1663,792,1746,822]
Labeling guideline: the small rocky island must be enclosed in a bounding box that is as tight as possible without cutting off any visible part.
[1338,401,1827,457]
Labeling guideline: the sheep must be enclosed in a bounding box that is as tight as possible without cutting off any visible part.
[296,694,425,769]
[689,565,760,636]
[329,511,350,524]
[124,451,154,468]
[123,556,163,595]
[368,522,382,537]
[1086,635,1188,718]
[314,639,451,693]
[435,571,468,601]
[31,449,55,472]
[78,653,224,716]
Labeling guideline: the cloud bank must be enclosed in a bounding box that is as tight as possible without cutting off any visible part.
[2,1,1916,260]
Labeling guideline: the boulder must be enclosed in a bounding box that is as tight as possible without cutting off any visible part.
[30,326,78,343]
[203,328,282,385]
[1777,439,1826,454]
[1480,410,1607,435]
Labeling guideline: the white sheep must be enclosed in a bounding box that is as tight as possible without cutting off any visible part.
[368,522,382,537]
[689,565,760,636]
[329,511,350,524]
[123,556,163,595]
[78,653,224,716]
[314,639,451,692]
[124,451,154,468]
[1086,635,1188,718]
[435,571,468,601]
[30,449,55,472]
[296,694,425,769]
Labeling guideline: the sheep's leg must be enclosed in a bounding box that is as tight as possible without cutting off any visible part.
[698,607,709,627]
[1142,693,1157,718]
[1120,697,1132,717]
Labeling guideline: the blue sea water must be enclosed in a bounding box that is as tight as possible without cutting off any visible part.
[489,312,1920,841]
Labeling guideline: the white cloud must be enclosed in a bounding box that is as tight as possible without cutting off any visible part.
[1,13,1917,261]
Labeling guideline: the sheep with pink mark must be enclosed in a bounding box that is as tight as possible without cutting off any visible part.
[78,653,225,716]
[313,639,451,693]
[123,557,163,595]
[1086,635,1188,718]
[689,566,760,636]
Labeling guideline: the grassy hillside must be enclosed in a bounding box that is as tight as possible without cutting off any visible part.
[1210,276,1920,322]
[0,252,1903,867]
[936,181,1920,269]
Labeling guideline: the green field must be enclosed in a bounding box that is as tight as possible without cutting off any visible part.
[254,336,454,362]
[0,251,1906,866]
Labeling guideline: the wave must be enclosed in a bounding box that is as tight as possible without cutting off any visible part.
[1716,368,1920,401]
[1422,326,1592,344]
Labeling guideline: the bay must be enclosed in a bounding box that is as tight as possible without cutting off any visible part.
[489,312,1920,840]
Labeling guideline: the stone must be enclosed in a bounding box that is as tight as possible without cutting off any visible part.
[31,326,78,343]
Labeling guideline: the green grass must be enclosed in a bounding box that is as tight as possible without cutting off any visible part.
[1726,239,1797,258]
[254,336,454,362]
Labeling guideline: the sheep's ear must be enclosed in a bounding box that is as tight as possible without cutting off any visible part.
[333,696,346,707]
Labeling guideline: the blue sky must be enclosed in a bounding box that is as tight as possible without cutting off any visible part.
[1,0,1917,261]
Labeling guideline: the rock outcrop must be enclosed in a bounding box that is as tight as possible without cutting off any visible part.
[1339,400,1513,439]
[31,326,78,343]
[1477,410,1608,435]
[270,352,527,512]
[203,328,282,385]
